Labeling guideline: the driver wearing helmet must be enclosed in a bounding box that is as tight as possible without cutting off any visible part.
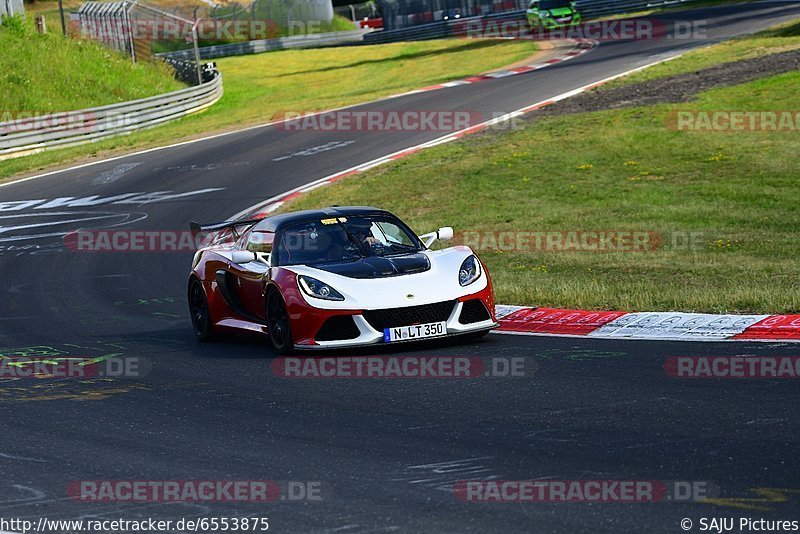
[348,220,382,253]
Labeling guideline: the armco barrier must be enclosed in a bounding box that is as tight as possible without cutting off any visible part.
[365,10,526,43]
[159,29,371,61]
[1,0,24,18]
[576,0,698,19]
[366,0,709,43]
[0,70,222,160]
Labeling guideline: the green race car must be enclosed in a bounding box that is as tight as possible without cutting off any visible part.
[526,0,582,29]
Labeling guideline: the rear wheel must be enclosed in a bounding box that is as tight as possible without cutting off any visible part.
[188,278,221,342]
[266,289,294,354]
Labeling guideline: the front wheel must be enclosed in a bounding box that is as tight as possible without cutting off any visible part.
[266,289,294,354]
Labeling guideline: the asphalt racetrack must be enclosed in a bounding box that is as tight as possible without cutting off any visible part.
[2,2,800,532]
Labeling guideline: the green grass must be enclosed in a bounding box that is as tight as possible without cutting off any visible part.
[606,19,800,88]
[0,38,539,181]
[276,40,800,314]
[0,16,183,112]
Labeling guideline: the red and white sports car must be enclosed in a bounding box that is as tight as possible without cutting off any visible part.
[188,207,497,353]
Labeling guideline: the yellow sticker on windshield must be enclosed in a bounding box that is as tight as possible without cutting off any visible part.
[320,217,348,225]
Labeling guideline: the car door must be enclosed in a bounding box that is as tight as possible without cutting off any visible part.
[238,230,276,321]
[227,259,269,322]
[217,230,274,322]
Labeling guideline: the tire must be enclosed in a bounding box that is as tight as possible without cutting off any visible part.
[266,289,294,355]
[188,278,222,342]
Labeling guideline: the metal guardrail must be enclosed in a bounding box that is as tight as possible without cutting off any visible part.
[0,0,24,18]
[0,70,223,160]
[159,29,371,60]
[577,0,701,18]
[365,0,710,43]
[364,10,526,43]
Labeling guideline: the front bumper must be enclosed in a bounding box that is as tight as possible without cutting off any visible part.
[294,288,497,350]
[530,14,581,29]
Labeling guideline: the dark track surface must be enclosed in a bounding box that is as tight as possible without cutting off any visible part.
[2,2,800,532]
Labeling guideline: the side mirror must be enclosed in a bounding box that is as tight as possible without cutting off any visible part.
[231,250,257,264]
[419,226,454,247]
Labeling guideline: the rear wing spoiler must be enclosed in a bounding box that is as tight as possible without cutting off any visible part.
[189,219,263,244]
[189,218,262,235]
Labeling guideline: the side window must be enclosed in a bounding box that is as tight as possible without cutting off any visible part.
[275,227,304,266]
[247,231,275,255]
[375,221,414,246]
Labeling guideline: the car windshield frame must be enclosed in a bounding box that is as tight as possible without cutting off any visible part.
[272,214,425,267]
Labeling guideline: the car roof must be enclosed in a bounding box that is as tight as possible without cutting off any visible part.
[252,206,395,232]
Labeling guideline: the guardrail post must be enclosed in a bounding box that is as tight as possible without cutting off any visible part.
[58,0,66,35]
[35,14,47,34]
[192,20,203,85]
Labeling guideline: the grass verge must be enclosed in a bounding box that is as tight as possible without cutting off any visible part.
[0,38,539,183]
[606,19,800,88]
[276,27,800,314]
[0,16,183,112]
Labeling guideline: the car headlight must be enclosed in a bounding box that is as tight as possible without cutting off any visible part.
[459,255,481,287]
[298,276,345,301]
[541,11,551,17]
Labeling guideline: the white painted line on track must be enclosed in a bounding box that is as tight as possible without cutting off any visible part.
[228,47,686,222]
[0,40,592,191]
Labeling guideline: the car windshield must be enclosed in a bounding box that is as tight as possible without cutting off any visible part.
[275,215,422,266]
[539,0,572,9]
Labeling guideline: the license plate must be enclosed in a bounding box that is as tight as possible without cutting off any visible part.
[384,321,447,342]
[558,17,571,22]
